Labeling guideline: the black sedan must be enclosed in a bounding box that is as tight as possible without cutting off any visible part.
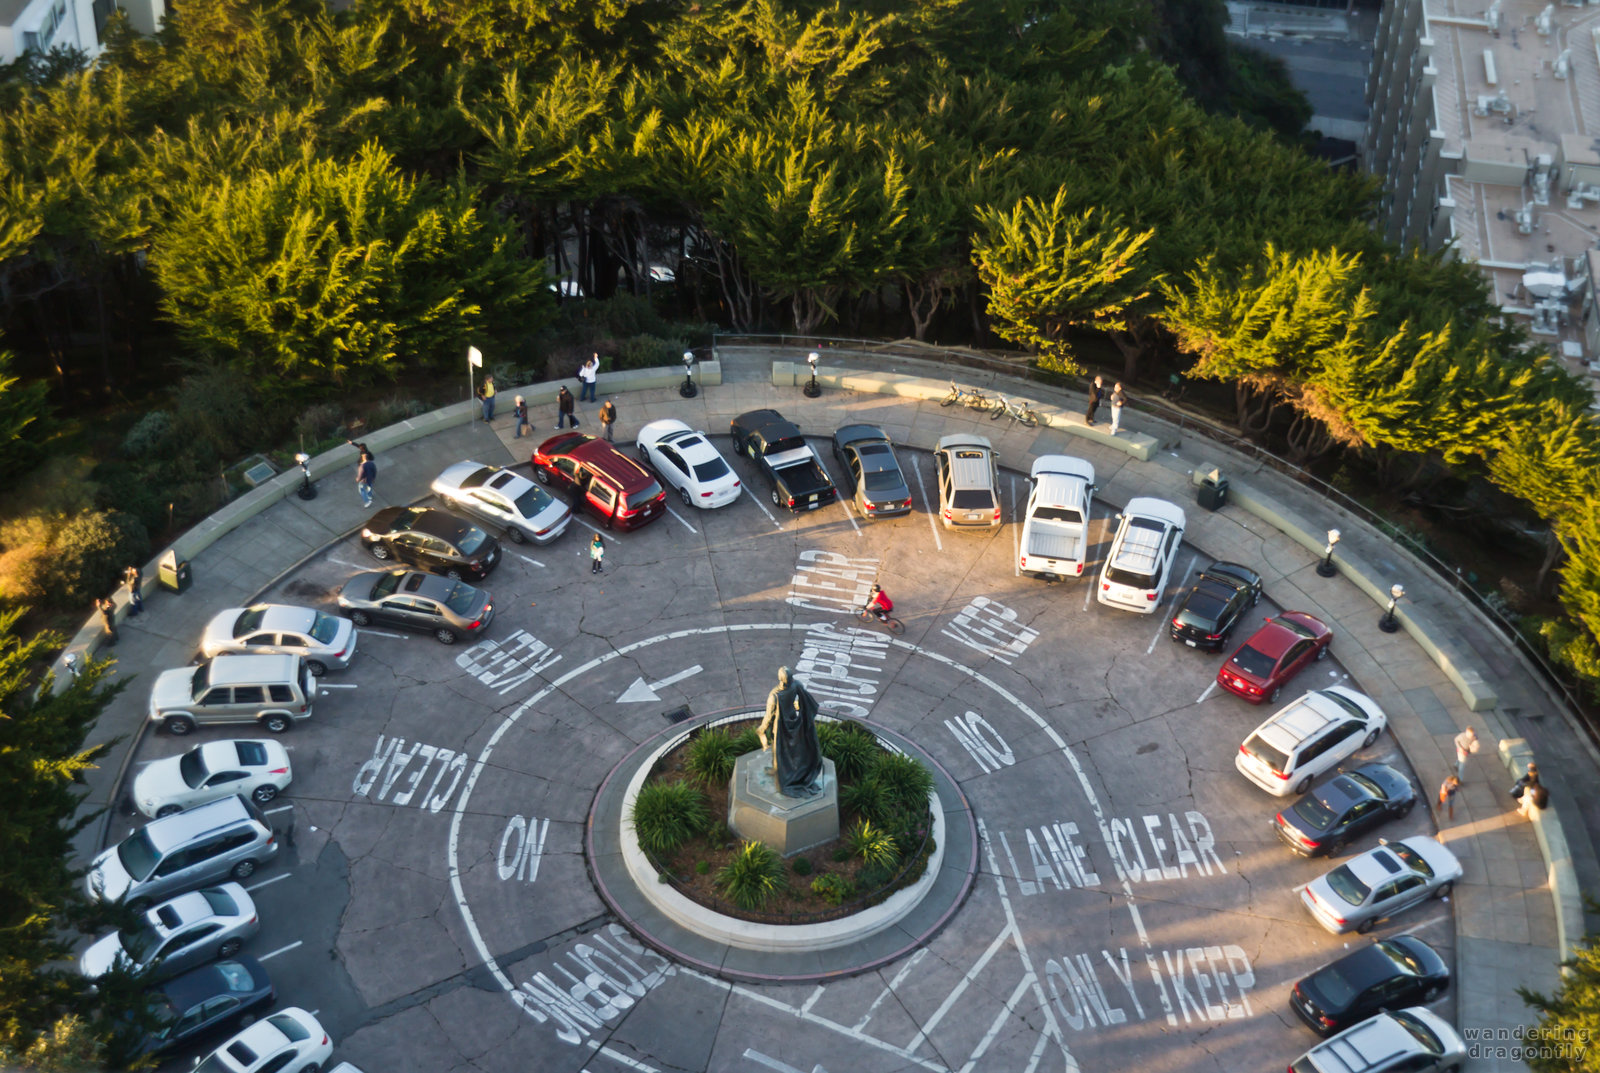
[1170,561,1263,650]
[1289,936,1450,1036]
[359,506,500,580]
[1275,763,1417,857]
[832,425,913,518]
[337,570,494,645]
[138,955,274,1057]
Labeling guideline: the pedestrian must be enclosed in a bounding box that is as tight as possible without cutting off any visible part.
[590,533,605,574]
[1454,726,1480,780]
[599,398,617,443]
[1109,381,1126,434]
[123,564,144,616]
[356,450,376,509]
[1511,764,1548,819]
[477,376,497,422]
[1437,775,1461,821]
[512,395,529,439]
[556,385,579,429]
[96,597,118,645]
[579,353,599,403]
[1084,376,1105,426]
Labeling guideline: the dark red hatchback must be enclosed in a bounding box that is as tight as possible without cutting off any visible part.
[531,433,666,531]
[1216,611,1332,704]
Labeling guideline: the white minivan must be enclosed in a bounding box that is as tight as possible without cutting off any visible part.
[1096,497,1186,612]
[1236,686,1389,796]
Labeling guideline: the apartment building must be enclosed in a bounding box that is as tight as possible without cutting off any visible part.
[0,0,162,66]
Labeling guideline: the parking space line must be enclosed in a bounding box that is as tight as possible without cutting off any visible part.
[516,554,546,568]
[319,683,358,689]
[257,940,303,961]
[327,555,370,571]
[359,629,409,640]
[852,948,927,1031]
[244,873,291,893]
[1009,476,1021,576]
[570,515,604,535]
[840,500,861,534]
[665,506,698,534]
[1146,552,1199,654]
[747,492,783,530]
[1196,680,1219,704]
[911,462,942,551]
[262,805,294,815]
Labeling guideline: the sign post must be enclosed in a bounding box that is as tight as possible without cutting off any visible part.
[467,346,483,419]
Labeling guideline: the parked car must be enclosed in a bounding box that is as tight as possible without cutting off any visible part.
[430,461,572,544]
[359,506,500,579]
[1235,686,1388,796]
[1018,455,1095,580]
[86,796,278,908]
[80,884,258,983]
[336,570,493,646]
[1274,763,1417,857]
[200,604,356,675]
[728,410,838,512]
[194,1007,331,1073]
[137,956,275,1058]
[1169,561,1263,651]
[1097,497,1186,612]
[831,424,912,518]
[1216,611,1333,704]
[1289,936,1450,1036]
[531,432,667,529]
[933,434,1001,529]
[133,739,292,818]
[147,654,316,737]
[1301,836,1463,934]
[636,419,742,509]
[1289,1007,1465,1073]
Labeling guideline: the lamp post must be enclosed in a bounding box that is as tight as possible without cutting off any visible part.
[295,453,317,501]
[1379,583,1404,633]
[1316,528,1341,577]
[679,350,698,399]
[802,351,822,397]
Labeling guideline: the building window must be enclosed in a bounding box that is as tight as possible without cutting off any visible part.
[26,0,71,53]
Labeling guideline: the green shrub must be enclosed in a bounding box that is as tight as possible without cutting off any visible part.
[810,873,855,906]
[695,860,711,875]
[870,751,935,813]
[616,334,687,371]
[49,510,149,606]
[820,722,877,781]
[790,856,813,876]
[171,368,273,457]
[630,780,710,856]
[707,822,735,851]
[685,727,740,787]
[840,776,891,824]
[367,396,427,429]
[845,819,899,871]
[716,841,784,911]
[121,411,175,457]
[294,402,345,444]
[832,847,850,863]
[730,726,761,754]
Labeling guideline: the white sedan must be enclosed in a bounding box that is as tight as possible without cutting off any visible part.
[195,1008,331,1073]
[431,461,572,544]
[636,419,742,508]
[200,604,356,675]
[133,740,292,818]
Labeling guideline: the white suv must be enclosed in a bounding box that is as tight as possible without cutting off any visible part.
[1019,456,1095,580]
[1097,497,1186,612]
[1236,686,1388,796]
[1290,1007,1465,1073]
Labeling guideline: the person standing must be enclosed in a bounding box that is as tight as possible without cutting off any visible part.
[1512,764,1548,819]
[1437,775,1461,821]
[1084,376,1105,426]
[123,564,144,616]
[477,376,497,422]
[356,450,376,508]
[598,399,617,442]
[579,354,599,403]
[590,533,605,574]
[512,395,529,439]
[556,385,579,429]
[1454,726,1480,780]
[96,597,118,645]
[1109,381,1126,434]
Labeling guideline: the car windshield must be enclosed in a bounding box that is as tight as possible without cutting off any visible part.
[626,483,664,509]
[1228,645,1277,678]
[201,887,238,916]
[1389,842,1432,877]
[190,663,210,701]
[309,612,341,644]
[460,466,493,490]
[178,748,210,789]
[443,583,481,616]
[952,490,993,509]
[1317,689,1368,720]
[691,456,730,481]
[215,959,255,992]
[194,1054,232,1073]
[1392,1010,1444,1055]
[233,608,266,638]
[456,526,489,555]
[120,920,164,962]
[1291,793,1338,828]
[116,830,161,881]
[863,469,902,492]
[1032,506,1082,524]
[1278,616,1319,638]
[1345,771,1385,799]
[1303,965,1357,1007]
[512,484,554,518]
[1378,940,1425,976]
[269,1013,310,1042]
[236,741,267,766]
[1325,865,1371,906]
[1174,608,1219,631]
[1241,733,1288,773]
[371,572,402,599]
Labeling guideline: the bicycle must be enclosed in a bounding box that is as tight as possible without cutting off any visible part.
[940,380,990,411]
[989,395,1040,427]
[858,606,905,635]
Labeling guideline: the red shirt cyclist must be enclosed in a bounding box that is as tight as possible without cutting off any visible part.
[865,584,894,621]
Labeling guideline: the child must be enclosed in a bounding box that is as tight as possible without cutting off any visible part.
[590,534,605,574]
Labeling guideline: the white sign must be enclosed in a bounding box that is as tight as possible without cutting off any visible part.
[468,345,483,368]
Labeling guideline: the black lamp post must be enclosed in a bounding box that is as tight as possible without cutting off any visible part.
[802,351,821,397]
[1316,528,1341,577]
[679,350,698,398]
[1379,583,1404,633]
[295,453,317,500]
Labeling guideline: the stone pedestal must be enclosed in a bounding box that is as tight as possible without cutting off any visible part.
[727,752,838,857]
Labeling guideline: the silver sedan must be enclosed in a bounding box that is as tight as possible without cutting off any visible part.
[1301,836,1462,934]
[79,884,258,983]
[200,604,356,675]
[431,461,571,544]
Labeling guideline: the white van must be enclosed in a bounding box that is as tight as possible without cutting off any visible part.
[1236,686,1388,796]
[1019,456,1095,580]
[1096,497,1186,612]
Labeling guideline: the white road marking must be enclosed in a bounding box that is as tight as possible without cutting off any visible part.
[903,913,1016,1052]
[327,555,371,571]
[318,682,358,689]
[910,462,942,551]
[257,940,303,961]
[244,873,291,893]
[517,554,546,568]
[748,492,783,529]
[839,499,861,534]
[570,515,604,535]
[852,948,928,1031]
[359,629,409,640]
[1146,552,1199,654]
[617,665,704,703]
[1196,679,1220,704]
[743,1051,826,1073]
[585,1040,662,1071]
[262,805,294,815]
[799,985,826,1015]
[664,506,698,534]
[1010,477,1021,576]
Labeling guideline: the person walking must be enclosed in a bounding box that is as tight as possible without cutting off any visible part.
[123,564,144,616]
[1437,775,1461,821]
[1084,376,1105,426]
[1108,381,1126,434]
[512,395,529,439]
[598,399,617,443]
[556,385,579,429]
[96,597,118,645]
[590,533,605,574]
[579,354,599,403]
[1454,726,1480,780]
[356,450,376,508]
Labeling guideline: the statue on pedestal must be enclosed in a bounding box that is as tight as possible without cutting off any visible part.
[758,666,823,798]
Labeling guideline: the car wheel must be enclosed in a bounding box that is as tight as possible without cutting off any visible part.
[261,714,291,734]
[1326,838,1345,857]
[1435,880,1454,899]
[445,568,463,580]
[218,938,242,958]
[434,628,458,645]
[507,526,527,544]
[155,804,183,819]
[1362,728,1381,747]
[1315,645,1329,661]
[370,543,392,561]
[230,859,257,880]
[1294,774,1313,795]
[535,467,551,485]
[680,487,693,508]
[770,487,781,508]
[1250,588,1261,607]
[1356,916,1376,934]
[166,716,195,737]
[1268,686,1281,704]
[252,785,279,805]
[349,610,371,626]
[306,660,326,677]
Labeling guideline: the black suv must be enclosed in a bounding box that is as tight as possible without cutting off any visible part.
[1169,561,1263,650]
[360,506,500,580]
[1289,936,1450,1036]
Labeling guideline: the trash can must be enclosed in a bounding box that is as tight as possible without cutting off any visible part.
[1197,470,1229,511]
[157,549,192,593]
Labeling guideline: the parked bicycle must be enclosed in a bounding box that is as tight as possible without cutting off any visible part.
[858,606,905,635]
[940,380,990,411]
[990,395,1041,427]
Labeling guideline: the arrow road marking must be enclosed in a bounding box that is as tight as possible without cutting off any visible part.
[617,664,704,703]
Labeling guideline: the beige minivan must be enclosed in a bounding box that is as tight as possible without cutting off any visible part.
[148,653,316,736]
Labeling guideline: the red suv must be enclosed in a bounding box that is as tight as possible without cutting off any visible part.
[531,433,667,530]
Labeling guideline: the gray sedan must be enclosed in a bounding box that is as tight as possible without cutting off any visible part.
[431,461,571,544]
[200,604,357,675]
[336,570,494,645]
[831,425,912,518]
[79,884,258,983]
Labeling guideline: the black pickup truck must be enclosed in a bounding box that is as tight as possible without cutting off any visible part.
[729,409,839,512]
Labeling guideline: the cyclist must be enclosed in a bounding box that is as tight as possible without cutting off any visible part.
[864,584,894,622]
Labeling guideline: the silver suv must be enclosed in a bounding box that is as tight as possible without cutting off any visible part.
[86,796,279,909]
[148,654,316,736]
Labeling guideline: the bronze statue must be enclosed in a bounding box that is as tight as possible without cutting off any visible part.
[758,666,824,797]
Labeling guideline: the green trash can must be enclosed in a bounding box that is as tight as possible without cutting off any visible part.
[1197,471,1229,511]
[157,550,192,593]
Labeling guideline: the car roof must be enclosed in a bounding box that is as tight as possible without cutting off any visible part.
[1253,692,1345,750]
[410,572,469,601]
[251,605,316,634]
[436,460,495,489]
[197,740,254,771]
[835,423,888,448]
[639,418,693,441]
[1031,466,1093,508]
[407,508,475,543]
[1346,845,1412,886]
[544,434,657,487]
[1122,496,1187,530]
[205,654,301,685]
[145,796,255,852]
[1310,774,1369,813]
[936,433,993,452]
[1240,618,1305,660]
[1349,763,1411,801]
[1201,561,1261,588]
[151,889,215,930]
[159,955,270,1009]
[1314,1011,1415,1070]
[1030,454,1094,484]
[1183,578,1238,617]
[1314,942,1407,994]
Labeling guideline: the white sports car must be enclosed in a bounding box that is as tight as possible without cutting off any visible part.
[195,1008,332,1073]
[133,739,292,818]
[431,461,572,544]
[636,419,742,508]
